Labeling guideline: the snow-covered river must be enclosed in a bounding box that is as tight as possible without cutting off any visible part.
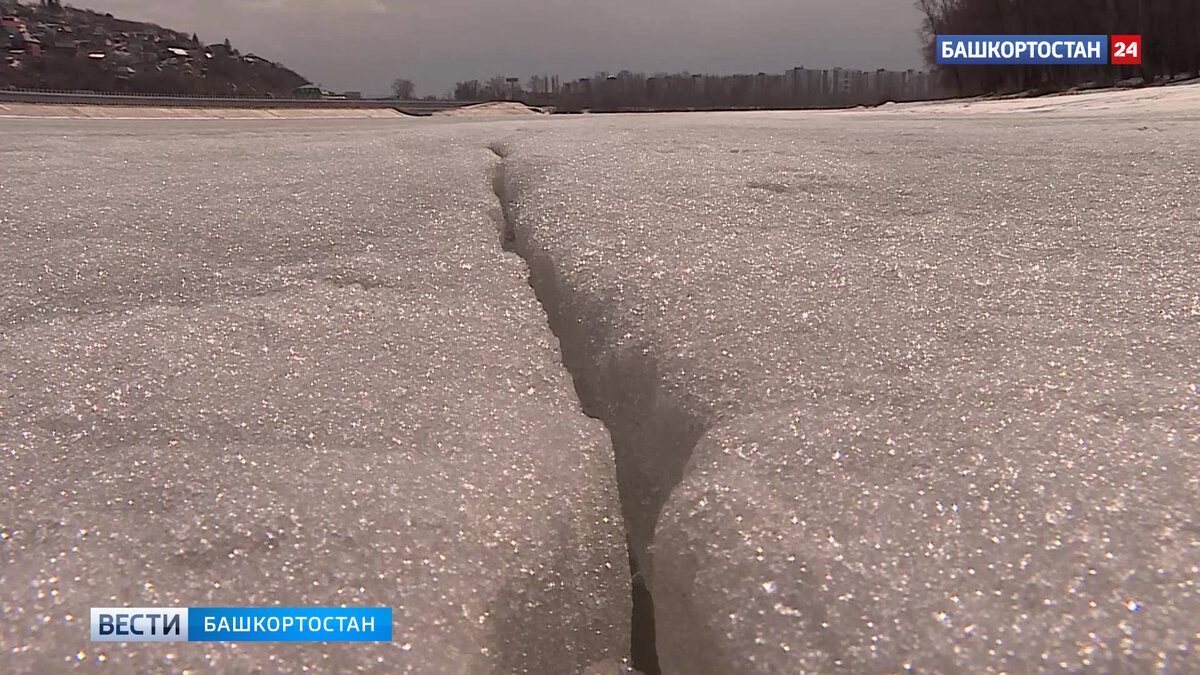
[3,84,1198,674]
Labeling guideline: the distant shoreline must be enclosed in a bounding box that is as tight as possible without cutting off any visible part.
[0,102,415,119]
[0,89,470,115]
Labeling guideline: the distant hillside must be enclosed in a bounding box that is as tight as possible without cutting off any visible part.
[1,1,309,96]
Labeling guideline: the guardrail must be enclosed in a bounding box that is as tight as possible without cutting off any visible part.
[0,89,479,115]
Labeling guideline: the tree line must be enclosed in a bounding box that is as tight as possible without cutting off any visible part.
[449,69,941,112]
[917,0,1200,93]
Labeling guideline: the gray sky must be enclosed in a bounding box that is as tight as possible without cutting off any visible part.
[81,0,927,97]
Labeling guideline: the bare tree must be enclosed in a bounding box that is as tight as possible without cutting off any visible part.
[391,78,415,100]
[454,80,481,101]
[484,75,509,100]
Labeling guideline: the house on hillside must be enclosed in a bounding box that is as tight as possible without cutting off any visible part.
[45,37,76,55]
[3,15,41,56]
[293,83,322,98]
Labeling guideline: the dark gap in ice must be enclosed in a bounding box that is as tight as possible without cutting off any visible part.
[489,143,677,675]
[629,544,661,675]
[490,144,517,252]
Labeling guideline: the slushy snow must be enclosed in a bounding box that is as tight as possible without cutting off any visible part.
[496,84,1200,673]
[0,122,629,674]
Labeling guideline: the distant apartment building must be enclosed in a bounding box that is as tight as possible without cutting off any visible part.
[789,66,940,105]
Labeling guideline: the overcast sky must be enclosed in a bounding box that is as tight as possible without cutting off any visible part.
[80,0,927,96]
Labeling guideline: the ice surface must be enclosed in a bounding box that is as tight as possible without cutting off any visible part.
[497,86,1200,672]
[3,83,1200,675]
[0,120,629,674]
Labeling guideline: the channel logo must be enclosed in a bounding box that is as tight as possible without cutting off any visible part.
[91,608,392,642]
[937,35,1141,65]
[1110,35,1142,65]
[91,608,187,642]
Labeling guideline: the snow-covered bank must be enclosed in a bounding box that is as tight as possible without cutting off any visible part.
[857,79,1200,118]
[436,101,547,117]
